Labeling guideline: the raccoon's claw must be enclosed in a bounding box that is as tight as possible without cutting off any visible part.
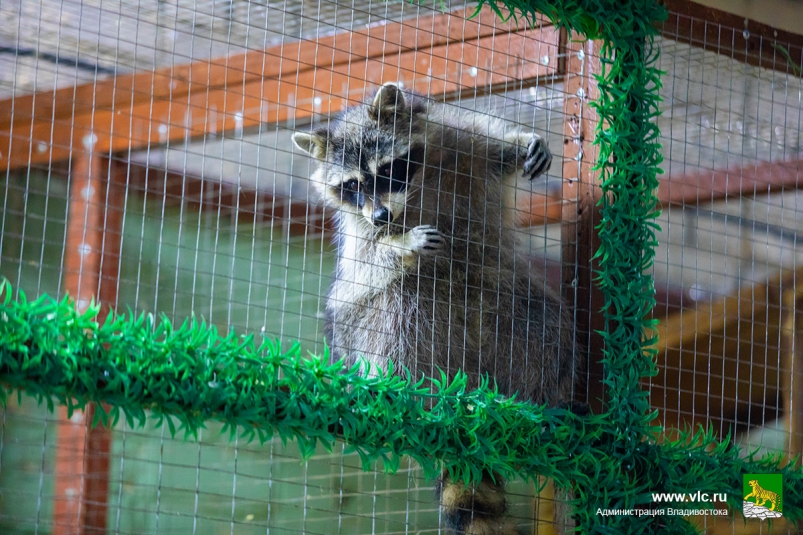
[522,134,552,179]
[408,225,446,256]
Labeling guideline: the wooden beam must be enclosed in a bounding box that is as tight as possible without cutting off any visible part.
[62,147,105,308]
[661,0,803,77]
[54,143,120,535]
[3,30,560,169]
[120,161,563,231]
[516,192,565,226]
[659,157,803,206]
[55,145,104,534]
[648,271,787,438]
[560,35,606,412]
[782,279,803,467]
[0,6,535,130]
[115,153,801,231]
[0,8,559,171]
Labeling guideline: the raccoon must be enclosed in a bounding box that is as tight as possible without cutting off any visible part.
[293,83,580,534]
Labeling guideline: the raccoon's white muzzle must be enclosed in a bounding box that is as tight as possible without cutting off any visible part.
[363,192,408,227]
[370,205,391,226]
[362,196,394,227]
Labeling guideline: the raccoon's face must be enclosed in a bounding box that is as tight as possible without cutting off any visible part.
[293,83,426,231]
[311,138,425,229]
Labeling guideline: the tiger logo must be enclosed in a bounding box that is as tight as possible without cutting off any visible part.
[744,479,782,513]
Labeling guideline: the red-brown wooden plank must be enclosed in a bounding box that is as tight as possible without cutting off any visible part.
[0,6,541,130]
[661,0,803,77]
[561,35,605,412]
[782,283,803,467]
[54,145,121,535]
[53,406,90,534]
[0,24,560,171]
[121,160,562,230]
[660,158,803,206]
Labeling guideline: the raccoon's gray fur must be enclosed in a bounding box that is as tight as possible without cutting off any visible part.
[294,83,580,534]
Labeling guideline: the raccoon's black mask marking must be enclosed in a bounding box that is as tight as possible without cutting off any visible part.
[337,180,364,209]
[336,147,424,208]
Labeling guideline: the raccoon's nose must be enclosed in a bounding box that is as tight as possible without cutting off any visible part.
[372,206,391,226]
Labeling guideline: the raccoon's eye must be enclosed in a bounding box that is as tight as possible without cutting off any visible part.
[342,179,360,192]
[377,162,392,178]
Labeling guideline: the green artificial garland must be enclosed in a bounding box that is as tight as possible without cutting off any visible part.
[1,282,801,532]
[2,1,803,533]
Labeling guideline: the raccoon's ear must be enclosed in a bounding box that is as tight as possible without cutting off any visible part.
[292,129,330,160]
[368,82,407,125]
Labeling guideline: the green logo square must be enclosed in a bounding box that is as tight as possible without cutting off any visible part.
[743,473,783,517]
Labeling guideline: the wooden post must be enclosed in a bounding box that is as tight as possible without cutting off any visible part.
[561,34,606,413]
[782,277,803,468]
[54,137,122,534]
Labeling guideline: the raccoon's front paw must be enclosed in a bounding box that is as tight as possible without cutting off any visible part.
[522,134,552,179]
[407,225,446,256]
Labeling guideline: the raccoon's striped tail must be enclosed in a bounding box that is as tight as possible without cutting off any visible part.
[436,471,522,535]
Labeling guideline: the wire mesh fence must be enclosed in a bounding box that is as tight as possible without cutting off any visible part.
[1,1,578,533]
[1,396,552,534]
[0,0,802,534]
[652,9,803,456]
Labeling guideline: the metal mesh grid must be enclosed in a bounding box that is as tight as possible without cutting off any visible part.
[0,0,433,99]
[650,13,803,463]
[0,1,580,533]
[2,398,556,534]
[3,0,802,533]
